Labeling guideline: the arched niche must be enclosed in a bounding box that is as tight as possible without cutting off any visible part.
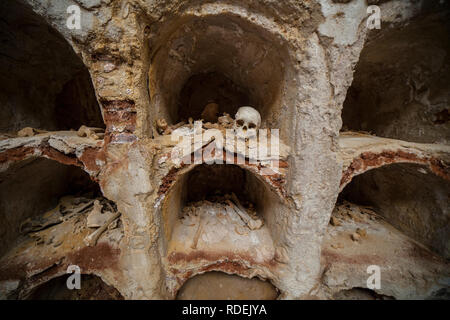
[0,0,104,133]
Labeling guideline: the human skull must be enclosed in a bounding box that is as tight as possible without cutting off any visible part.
[234,106,261,139]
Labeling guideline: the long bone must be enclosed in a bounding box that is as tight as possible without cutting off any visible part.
[227,193,263,230]
[191,208,204,249]
[84,211,121,246]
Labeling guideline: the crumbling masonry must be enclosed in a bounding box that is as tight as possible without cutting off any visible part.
[0,0,449,300]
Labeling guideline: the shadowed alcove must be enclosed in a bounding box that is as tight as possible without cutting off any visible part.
[161,164,289,287]
[27,274,123,300]
[148,14,292,129]
[342,8,450,143]
[340,163,450,259]
[0,0,104,133]
[0,158,101,258]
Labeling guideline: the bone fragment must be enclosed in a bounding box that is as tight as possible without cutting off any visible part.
[218,112,233,128]
[191,209,204,249]
[17,127,48,137]
[171,121,186,130]
[227,193,263,230]
[87,200,117,227]
[85,211,121,246]
[77,125,104,140]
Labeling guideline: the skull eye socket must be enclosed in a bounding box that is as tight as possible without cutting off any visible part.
[248,123,256,129]
[236,119,244,127]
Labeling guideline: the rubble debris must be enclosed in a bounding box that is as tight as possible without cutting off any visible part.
[155,112,235,136]
[331,243,344,249]
[155,120,188,135]
[59,197,94,216]
[218,112,234,128]
[77,125,104,140]
[332,200,375,224]
[17,127,47,137]
[17,127,35,137]
[180,194,264,233]
[19,196,91,234]
[203,122,219,130]
[18,196,114,243]
[234,225,249,236]
[356,228,367,238]
[351,232,361,242]
[171,195,275,272]
[20,207,63,234]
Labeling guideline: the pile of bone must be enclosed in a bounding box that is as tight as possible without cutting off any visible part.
[3,125,105,140]
[180,193,264,250]
[156,105,261,139]
[330,200,379,226]
[20,196,99,234]
[181,193,263,231]
[20,196,121,247]
[84,199,121,246]
[329,201,382,244]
